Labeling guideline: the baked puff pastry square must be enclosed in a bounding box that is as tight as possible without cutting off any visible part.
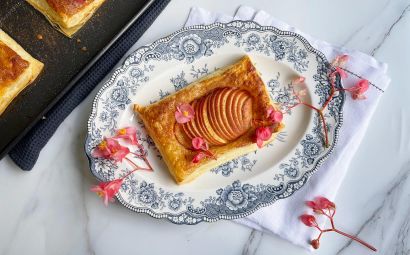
[134,56,284,184]
[26,0,106,37]
[0,30,44,116]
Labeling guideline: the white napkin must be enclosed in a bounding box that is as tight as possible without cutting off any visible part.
[185,6,391,249]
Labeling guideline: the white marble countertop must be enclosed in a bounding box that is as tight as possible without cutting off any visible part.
[1,0,410,254]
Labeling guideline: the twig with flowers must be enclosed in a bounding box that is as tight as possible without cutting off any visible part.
[300,196,377,251]
[252,55,369,149]
[90,127,153,206]
[284,55,369,148]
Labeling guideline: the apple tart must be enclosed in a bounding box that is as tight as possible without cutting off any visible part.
[134,56,284,184]
[26,0,106,37]
[0,30,44,116]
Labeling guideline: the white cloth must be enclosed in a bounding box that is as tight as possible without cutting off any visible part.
[185,6,391,250]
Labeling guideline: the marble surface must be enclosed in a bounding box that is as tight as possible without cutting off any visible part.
[1,0,410,254]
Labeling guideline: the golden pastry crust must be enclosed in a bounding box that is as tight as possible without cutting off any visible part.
[0,30,44,116]
[26,0,106,37]
[134,56,284,184]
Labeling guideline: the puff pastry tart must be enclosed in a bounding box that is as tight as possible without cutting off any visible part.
[134,56,284,184]
[26,0,106,37]
[0,30,44,116]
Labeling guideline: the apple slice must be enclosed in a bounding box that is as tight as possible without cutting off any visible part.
[225,88,242,135]
[214,88,236,140]
[201,95,226,145]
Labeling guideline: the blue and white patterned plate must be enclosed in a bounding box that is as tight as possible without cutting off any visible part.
[85,21,345,224]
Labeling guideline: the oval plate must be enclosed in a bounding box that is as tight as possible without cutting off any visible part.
[85,21,344,224]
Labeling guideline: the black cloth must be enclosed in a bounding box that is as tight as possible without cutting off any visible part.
[9,0,171,170]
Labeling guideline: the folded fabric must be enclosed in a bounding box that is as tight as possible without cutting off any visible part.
[9,0,171,170]
[186,6,390,250]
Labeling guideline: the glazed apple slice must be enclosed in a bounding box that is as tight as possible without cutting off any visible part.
[196,96,220,145]
[214,88,236,140]
[185,101,203,139]
[225,88,242,135]
[200,95,226,145]
[208,89,230,141]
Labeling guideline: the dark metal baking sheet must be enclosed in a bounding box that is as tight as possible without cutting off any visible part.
[0,0,154,159]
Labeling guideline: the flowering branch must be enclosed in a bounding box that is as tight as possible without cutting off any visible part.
[300,196,376,251]
[90,127,154,206]
[284,55,369,148]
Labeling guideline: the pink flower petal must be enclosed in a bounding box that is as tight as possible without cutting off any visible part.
[292,76,306,85]
[266,106,274,118]
[192,137,204,150]
[300,214,318,227]
[92,137,130,162]
[315,196,335,210]
[175,103,195,123]
[349,79,369,100]
[334,67,348,79]
[256,138,264,148]
[90,179,123,206]
[298,89,307,97]
[175,112,191,123]
[114,127,138,144]
[331,54,349,67]
[269,109,283,123]
[255,127,272,148]
[111,147,130,162]
[192,152,206,163]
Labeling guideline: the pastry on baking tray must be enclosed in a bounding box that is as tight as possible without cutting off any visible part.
[0,29,44,116]
[134,56,284,184]
[26,0,106,37]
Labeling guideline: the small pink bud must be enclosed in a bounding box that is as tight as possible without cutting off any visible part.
[311,239,320,249]
[300,214,318,227]
[292,76,306,85]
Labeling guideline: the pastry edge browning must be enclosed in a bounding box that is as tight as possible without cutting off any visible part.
[26,0,106,37]
[134,56,284,184]
[0,30,44,116]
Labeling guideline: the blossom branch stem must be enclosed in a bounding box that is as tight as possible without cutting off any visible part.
[318,110,329,148]
[133,140,155,171]
[203,149,217,160]
[122,168,140,179]
[124,157,152,171]
[129,152,144,158]
[333,229,377,252]
[322,77,336,109]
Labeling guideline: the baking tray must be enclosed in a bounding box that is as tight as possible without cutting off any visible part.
[0,0,154,159]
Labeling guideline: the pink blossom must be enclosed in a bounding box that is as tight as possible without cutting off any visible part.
[349,79,369,100]
[266,106,283,123]
[175,103,195,123]
[332,67,348,79]
[331,54,349,67]
[92,138,130,162]
[114,127,138,144]
[90,179,123,206]
[296,89,307,97]
[192,137,208,151]
[192,152,206,163]
[292,76,306,85]
[255,126,272,148]
[300,214,318,227]
[306,196,336,213]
